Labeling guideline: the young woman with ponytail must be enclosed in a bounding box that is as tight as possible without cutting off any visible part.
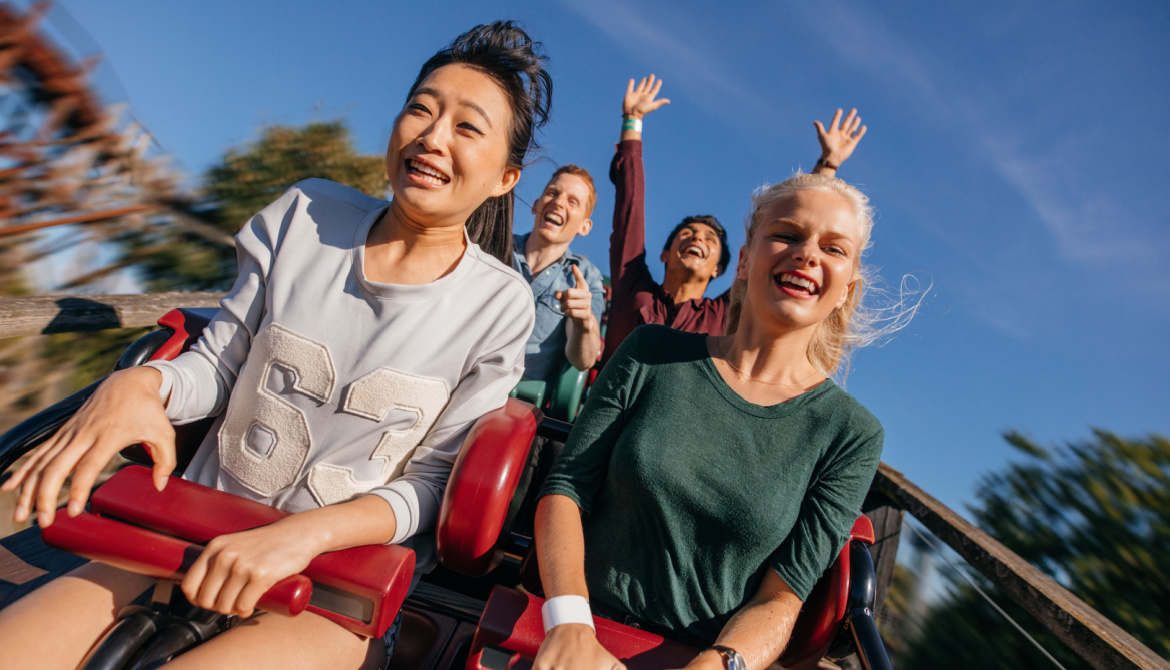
[0,21,551,670]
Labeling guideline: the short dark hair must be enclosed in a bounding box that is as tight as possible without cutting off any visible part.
[405,21,553,264]
[662,215,731,275]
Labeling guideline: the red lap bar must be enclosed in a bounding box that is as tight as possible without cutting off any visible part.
[40,512,311,617]
[86,466,415,638]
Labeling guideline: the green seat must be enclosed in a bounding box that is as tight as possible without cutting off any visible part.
[509,379,547,409]
[548,366,587,422]
[510,364,587,423]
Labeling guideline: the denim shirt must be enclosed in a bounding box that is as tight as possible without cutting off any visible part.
[512,233,606,387]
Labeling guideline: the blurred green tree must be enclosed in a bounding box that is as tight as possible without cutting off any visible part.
[6,120,387,418]
[899,430,1170,668]
[126,120,386,291]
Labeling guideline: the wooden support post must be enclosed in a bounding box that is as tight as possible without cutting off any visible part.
[861,490,904,610]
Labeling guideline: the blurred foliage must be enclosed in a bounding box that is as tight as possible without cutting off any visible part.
[0,242,33,297]
[899,430,1170,668]
[125,120,386,292]
[898,575,1094,669]
[41,328,152,395]
[874,563,918,661]
[2,121,385,429]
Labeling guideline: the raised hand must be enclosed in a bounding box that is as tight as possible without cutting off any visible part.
[813,108,867,171]
[555,265,595,325]
[623,75,670,120]
[1,366,176,527]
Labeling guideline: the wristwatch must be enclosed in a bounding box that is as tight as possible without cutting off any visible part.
[709,645,747,670]
[814,157,839,171]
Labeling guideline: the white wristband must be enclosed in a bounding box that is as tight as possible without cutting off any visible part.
[541,595,595,633]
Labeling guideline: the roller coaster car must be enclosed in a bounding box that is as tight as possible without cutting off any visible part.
[0,309,892,670]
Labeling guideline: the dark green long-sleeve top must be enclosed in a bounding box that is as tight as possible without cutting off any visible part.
[539,325,884,643]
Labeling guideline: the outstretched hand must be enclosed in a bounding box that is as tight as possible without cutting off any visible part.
[1,366,176,527]
[623,75,670,119]
[814,108,867,169]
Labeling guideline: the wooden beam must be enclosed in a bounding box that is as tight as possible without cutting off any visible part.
[0,293,223,339]
[0,204,158,237]
[872,462,1170,670]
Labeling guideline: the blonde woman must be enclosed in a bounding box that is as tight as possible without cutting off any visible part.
[534,174,890,670]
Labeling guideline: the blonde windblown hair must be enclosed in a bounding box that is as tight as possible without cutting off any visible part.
[725,173,912,379]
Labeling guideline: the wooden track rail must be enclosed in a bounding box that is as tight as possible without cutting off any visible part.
[873,462,1170,670]
[0,293,223,339]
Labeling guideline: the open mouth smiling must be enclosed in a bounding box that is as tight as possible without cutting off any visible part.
[775,271,819,296]
[542,212,565,228]
[681,243,707,259]
[405,158,451,186]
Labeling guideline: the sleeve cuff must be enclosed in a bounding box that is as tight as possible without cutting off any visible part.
[769,562,815,602]
[372,486,417,545]
[537,483,590,516]
[142,361,176,413]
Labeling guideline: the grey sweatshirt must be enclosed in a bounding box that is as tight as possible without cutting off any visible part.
[148,179,534,548]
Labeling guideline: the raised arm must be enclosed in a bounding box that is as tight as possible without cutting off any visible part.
[812,108,867,177]
[609,75,671,284]
[605,76,670,364]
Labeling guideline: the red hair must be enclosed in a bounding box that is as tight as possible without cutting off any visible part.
[547,164,597,216]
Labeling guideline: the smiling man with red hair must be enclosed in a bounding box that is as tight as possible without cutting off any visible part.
[512,165,607,387]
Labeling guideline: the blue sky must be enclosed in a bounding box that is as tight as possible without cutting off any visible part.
[24,0,1170,515]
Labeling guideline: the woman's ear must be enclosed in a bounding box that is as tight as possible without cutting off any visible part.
[492,166,522,198]
[735,246,749,281]
[837,279,857,310]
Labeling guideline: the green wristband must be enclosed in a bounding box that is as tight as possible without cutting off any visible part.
[622,117,643,133]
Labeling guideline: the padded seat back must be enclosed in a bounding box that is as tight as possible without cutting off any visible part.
[435,400,541,576]
[119,308,219,469]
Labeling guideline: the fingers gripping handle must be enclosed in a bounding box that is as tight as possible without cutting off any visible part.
[41,512,312,616]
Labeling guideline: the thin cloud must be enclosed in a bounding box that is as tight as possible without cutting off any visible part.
[793,0,1165,266]
[555,0,764,120]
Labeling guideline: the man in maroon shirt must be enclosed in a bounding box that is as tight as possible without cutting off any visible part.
[603,74,868,365]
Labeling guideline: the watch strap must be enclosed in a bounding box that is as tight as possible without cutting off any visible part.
[709,645,747,670]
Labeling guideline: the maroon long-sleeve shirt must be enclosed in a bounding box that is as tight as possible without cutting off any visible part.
[602,140,728,366]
